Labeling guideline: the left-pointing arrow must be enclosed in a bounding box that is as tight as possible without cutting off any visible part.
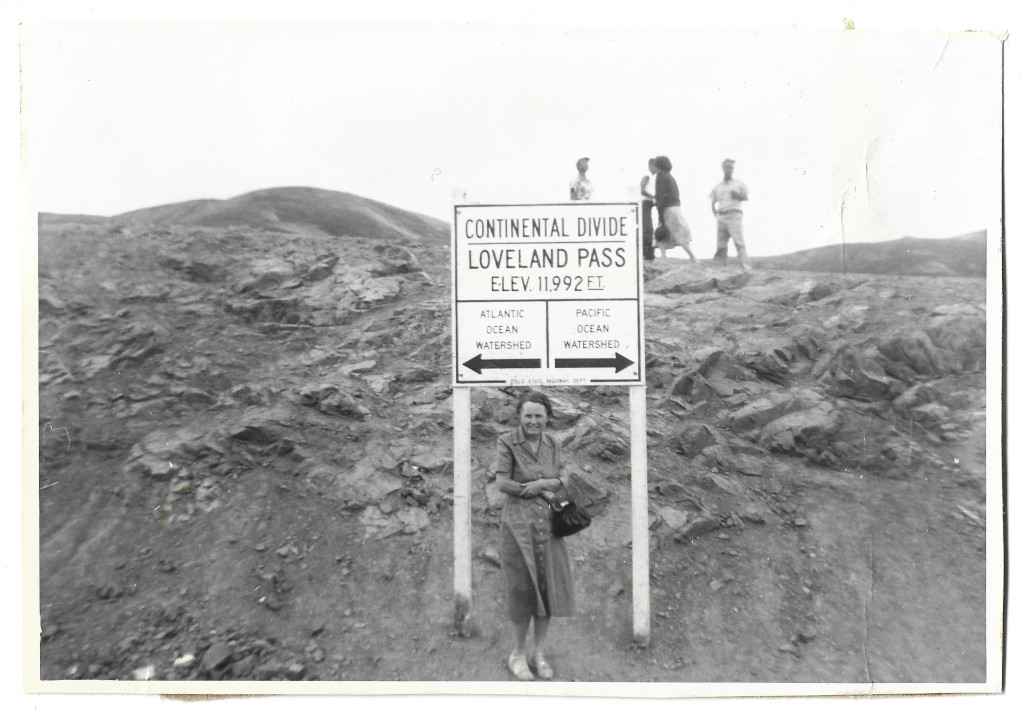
[463,354,542,374]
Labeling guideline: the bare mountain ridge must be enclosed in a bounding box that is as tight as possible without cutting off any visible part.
[42,188,984,277]
[44,187,450,244]
[755,231,986,277]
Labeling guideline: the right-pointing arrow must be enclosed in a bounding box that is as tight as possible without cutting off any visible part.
[554,352,635,373]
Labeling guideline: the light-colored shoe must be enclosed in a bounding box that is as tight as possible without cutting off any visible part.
[529,653,554,680]
[508,653,534,681]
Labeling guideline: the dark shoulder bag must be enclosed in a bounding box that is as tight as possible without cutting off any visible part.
[544,484,591,538]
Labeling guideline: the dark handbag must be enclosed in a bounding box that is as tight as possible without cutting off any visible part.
[654,224,668,242]
[544,485,591,538]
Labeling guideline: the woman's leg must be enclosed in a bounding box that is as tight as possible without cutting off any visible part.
[682,245,697,262]
[508,616,535,680]
[533,616,550,654]
[530,617,554,679]
[512,617,531,657]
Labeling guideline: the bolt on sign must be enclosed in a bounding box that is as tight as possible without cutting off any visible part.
[452,202,646,386]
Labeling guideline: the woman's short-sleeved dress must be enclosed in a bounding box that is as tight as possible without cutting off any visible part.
[655,172,693,248]
[494,426,576,622]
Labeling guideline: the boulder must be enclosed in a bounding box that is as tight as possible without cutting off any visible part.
[758,404,842,457]
[926,317,986,373]
[201,642,234,672]
[910,402,952,423]
[561,415,600,450]
[396,507,430,534]
[184,259,228,283]
[80,321,164,378]
[228,407,292,444]
[229,383,272,405]
[655,505,691,531]
[673,515,720,542]
[125,426,222,480]
[336,271,404,315]
[470,387,515,426]
[567,470,609,509]
[484,480,506,509]
[738,501,769,524]
[224,296,312,325]
[824,346,900,401]
[334,458,404,507]
[823,304,869,333]
[670,351,757,401]
[731,453,767,477]
[369,245,422,276]
[876,329,954,379]
[126,453,183,481]
[672,423,730,458]
[648,274,718,295]
[406,449,453,474]
[236,258,294,293]
[733,283,803,306]
[592,433,629,461]
[728,391,807,433]
[302,256,339,282]
[299,382,370,419]
[544,394,585,429]
[395,366,441,383]
[892,383,940,412]
[339,360,377,375]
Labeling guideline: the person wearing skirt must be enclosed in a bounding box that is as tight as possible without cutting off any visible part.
[493,391,575,681]
[653,154,697,262]
[640,157,657,261]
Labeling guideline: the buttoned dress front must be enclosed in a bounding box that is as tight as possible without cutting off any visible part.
[494,427,576,622]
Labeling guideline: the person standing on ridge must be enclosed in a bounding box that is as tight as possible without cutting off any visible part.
[640,158,657,261]
[652,155,697,262]
[569,157,592,201]
[709,158,752,270]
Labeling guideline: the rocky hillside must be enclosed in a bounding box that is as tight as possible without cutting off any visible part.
[754,232,987,277]
[36,196,988,684]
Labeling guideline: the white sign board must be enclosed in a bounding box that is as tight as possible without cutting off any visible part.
[452,202,645,386]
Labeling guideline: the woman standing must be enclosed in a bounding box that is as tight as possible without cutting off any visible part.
[494,391,575,681]
[653,155,697,262]
[640,158,657,261]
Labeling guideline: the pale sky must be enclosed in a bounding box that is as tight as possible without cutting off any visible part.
[21,22,1002,256]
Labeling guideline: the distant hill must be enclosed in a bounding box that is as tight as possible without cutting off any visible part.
[38,213,110,225]
[755,232,987,277]
[102,187,450,243]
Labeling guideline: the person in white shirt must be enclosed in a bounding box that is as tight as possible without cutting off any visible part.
[569,157,592,201]
[709,158,752,270]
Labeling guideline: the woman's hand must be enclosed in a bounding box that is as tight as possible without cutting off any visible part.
[520,480,548,498]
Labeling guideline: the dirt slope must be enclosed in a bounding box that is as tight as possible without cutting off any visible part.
[35,203,987,683]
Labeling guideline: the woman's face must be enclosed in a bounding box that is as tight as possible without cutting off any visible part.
[519,401,548,436]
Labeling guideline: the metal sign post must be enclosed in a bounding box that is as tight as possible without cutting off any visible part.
[450,201,649,643]
[452,386,473,635]
[630,384,650,646]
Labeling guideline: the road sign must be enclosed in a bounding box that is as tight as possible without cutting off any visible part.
[452,202,645,386]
